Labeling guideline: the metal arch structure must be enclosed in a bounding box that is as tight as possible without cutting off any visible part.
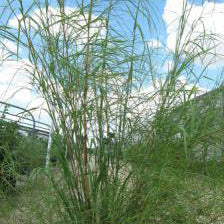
[0,101,50,138]
[0,101,54,168]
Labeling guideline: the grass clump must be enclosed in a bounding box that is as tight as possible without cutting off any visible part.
[0,0,224,223]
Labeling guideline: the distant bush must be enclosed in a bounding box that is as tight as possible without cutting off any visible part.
[15,136,48,175]
[0,119,19,193]
[0,118,51,193]
[0,119,20,151]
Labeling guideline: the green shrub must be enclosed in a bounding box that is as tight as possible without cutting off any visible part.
[0,119,20,152]
[0,119,19,193]
[0,118,50,193]
[15,136,48,174]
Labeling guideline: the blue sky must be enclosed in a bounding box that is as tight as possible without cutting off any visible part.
[1,0,224,124]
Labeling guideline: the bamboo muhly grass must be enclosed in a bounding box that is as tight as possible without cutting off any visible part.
[0,0,224,223]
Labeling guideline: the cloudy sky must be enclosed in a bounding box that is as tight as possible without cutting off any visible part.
[1,0,224,125]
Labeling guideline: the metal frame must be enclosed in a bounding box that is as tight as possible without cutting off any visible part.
[0,101,50,138]
[0,101,54,168]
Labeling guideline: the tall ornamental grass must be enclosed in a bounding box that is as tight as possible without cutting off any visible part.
[0,0,224,223]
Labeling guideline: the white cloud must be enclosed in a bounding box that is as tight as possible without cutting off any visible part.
[127,76,206,119]
[0,59,32,101]
[0,60,31,85]
[0,86,32,104]
[26,97,50,125]
[0,40,17,53]
[147,39,162,49]
[9,6,106,46]
[0,57,51,124]
[0,40,18,61]
[162,60,174,72]
[163,0,224,67]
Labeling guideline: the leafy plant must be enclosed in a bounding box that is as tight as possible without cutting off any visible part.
[15,136,47,175]
[0,119,19,193]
